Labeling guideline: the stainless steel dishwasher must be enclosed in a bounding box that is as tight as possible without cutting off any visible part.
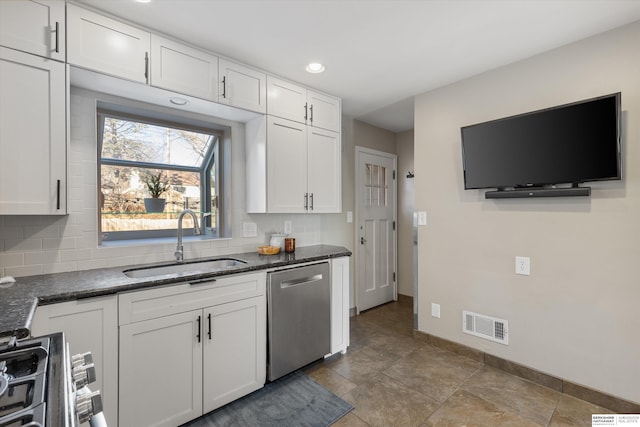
[267,262,331,381]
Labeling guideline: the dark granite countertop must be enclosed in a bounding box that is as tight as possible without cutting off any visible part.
[0,244,351,339]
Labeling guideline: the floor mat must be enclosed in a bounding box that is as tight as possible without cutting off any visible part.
[183,370,353,427]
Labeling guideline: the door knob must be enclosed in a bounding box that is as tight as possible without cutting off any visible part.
[360,237,366,245]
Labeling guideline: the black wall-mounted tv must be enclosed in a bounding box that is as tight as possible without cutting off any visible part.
[461,93,621,198]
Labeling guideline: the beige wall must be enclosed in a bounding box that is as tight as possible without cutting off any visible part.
[396,130,415,296]
[353,119,397,154]
[415,21,640,403]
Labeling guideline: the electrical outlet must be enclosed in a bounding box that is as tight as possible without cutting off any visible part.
[515,256,530,276]
[242,222,257,238]
[347,211,353,223]
[431,303,441,318]
[284,221,292,234]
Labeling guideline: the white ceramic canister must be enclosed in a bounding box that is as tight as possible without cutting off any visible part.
[270,233,287,250]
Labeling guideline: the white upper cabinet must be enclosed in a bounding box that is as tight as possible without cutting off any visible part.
[266,117,308,213]
[307,127,342,213]
[0,46,67,215]
[67,4,150,83]
[267,76,307,124]
[0,0,65,61]
[267,76,341,132]
[150,34,219,101]
[264,116,341,213]
[219,59,266,113]
[307,89,341,133]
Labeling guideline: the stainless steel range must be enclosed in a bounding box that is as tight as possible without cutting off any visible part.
[0,333,106,427]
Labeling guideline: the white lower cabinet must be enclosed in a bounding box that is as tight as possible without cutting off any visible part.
[30,296,119,427]
[203,297,266,412]
[118,272,266,427]
[119,310,203,427]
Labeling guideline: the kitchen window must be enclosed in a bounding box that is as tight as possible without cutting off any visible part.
[97,105,226,243]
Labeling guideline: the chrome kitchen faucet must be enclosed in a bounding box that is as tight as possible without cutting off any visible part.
[175,209,201,262]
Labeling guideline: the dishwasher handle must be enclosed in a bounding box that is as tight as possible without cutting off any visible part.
[279,274,323,289]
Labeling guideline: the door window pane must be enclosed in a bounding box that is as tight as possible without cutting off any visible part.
[363,163,388,207]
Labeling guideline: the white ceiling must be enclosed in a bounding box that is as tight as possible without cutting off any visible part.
[75,0,640,133]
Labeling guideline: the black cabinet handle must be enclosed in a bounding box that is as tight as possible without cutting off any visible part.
[54,22,59,53]
[222,76,226,98]
[304,102,308,121]
[196,315,201,343]
[189,278,216,286]
[56,179,61,210]
[304,193,308,211]
[310,193,314,210]
[144,52,149,83]
[207,313,212,340]
[310,104,313,124]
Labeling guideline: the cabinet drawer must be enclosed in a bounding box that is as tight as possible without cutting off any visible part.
[119,272,266,325]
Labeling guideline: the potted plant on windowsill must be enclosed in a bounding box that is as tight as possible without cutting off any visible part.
[143,173,169,213]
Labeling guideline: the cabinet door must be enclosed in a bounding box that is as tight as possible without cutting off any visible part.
[307,128,341,213]
[150,34,218,101]
[219,59,266,113]
[308,90,341,132]
[266,76,306,123]
[203,296,266,413]
[119,311,203,427]
[67,4,150,83]
[0,47,66,215]
[266,117,308,213]
[330,257,350,355]
[0,0,65,61]
[31,296,118,427]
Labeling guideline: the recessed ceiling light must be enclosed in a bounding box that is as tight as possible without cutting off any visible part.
[169,97,188,106]
[135,0,152,3]
[306,62,325,74]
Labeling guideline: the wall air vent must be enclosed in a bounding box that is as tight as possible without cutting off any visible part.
[462,310,509,345]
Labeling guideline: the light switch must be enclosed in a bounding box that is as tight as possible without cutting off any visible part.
[347,211,353,223]
[515,256,530,276]
[418,211,427,226]
[431,303,441,318]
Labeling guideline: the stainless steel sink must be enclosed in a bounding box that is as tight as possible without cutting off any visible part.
[123,258,247,279]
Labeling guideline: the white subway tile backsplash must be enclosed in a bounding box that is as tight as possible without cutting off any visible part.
[5,264,43,278]
[76,258,109,271]
[0,225,24,240]
[23,225,61,239]
[59,249,93,263]
[43,262,78,275]
[0,252,24,268]
[43,237,77,251]
[4,239,43,252]
[24,250,60,265]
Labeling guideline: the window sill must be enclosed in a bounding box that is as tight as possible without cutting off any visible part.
[99,234,229,248]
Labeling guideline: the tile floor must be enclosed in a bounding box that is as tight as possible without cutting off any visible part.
[304,297,612,427]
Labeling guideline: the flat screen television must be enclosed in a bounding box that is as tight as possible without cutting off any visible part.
[461,92,621,198]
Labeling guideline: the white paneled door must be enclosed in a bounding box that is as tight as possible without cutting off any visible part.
[356,147,397,312]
